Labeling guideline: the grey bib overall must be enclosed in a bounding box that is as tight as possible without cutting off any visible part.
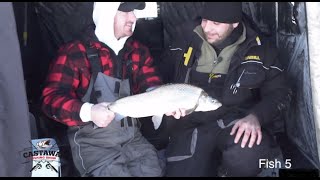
[67,44,163,177]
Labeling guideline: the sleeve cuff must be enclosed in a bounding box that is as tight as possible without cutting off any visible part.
[80,102,94,122]
[249,106,265,126]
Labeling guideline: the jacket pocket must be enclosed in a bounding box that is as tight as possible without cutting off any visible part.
[236,61,266,89]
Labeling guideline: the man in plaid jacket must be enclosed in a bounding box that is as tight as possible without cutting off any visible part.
[41,2,182,177]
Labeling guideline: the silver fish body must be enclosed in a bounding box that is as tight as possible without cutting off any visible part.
[108,83,222,129]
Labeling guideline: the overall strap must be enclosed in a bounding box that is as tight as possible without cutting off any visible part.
[85,42,102,104]
[120,45,135,95]
[125,59,133,95]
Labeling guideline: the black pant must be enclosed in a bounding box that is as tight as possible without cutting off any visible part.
[165,117,279,177]
[139,117,170,150]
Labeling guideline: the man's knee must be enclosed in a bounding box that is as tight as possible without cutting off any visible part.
[219,130,277,176]
[219,146,266,176]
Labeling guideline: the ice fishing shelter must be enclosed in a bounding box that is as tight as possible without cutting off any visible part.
[1,2,320,177]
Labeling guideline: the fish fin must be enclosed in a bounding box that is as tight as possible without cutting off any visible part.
[185,106,196,115]
[152,114,164,130]
[114,113,126,121]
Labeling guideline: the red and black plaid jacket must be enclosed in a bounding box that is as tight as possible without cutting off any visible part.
[41,38,162,127]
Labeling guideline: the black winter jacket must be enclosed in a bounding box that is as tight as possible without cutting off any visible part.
[160,19,292,134]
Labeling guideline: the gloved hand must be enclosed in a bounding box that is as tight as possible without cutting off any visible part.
[91,102,115,128]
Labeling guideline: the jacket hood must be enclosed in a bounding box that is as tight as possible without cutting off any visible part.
[92,2,135,55]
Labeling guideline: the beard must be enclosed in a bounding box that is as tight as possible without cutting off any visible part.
[207,24,234,46]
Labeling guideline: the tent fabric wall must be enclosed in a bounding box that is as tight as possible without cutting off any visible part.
[33,2,94,49]
[159,2,205,48]
[277,2,319,168]
[306,2,320,168]
[0,2,32,176]
[13,2,52,104]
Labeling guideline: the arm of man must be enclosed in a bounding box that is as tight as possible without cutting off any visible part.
[248,45,292,127]
[41,45,85,126]
[231,44,292,148]
[41,43,115,127]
